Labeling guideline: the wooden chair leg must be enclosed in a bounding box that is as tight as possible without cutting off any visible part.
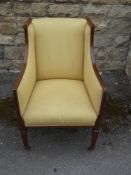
[88,128,99,150]
[20,128,31,150]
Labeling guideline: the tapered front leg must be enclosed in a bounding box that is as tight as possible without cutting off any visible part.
[20,128,31,150]
[88,128,99,150]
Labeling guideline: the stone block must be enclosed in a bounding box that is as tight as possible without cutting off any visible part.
[31,3,48,16]
[4,46,24,60]
[0,34,15,45]
[17,0,41,1]
[0,23,17,35]
[94,46,129,63]
[81,4,109,18]
[48,4,80,17]
[0,3,13,16]
[55,0,79,2]
[0,60,13,70]
[15,33,25,46]
[14,2,31,16]
[121,0,131,5]
[0,17,16,23]
[114,35,130,47]
[109,19,131,34]
[91,0,121,5]
[108,5,131,19]
[97,60,126,70]
[94,34,113,47]
[0,59,22,71]
[80,0,90,2]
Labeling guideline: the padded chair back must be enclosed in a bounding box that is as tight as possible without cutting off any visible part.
[32,18,87,80]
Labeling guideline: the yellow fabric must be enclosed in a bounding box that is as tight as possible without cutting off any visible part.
[17,24,36,115]
[16,18,103,127]
[23,79,97,126]
[32,18,87,80]
[84,26,103,115]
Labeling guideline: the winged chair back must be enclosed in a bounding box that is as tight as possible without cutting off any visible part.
[29,18,90,80]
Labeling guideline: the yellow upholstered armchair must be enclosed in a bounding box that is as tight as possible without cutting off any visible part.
[14,17,106,150]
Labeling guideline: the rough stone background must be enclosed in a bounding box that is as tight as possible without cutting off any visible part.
[0,0,131,78]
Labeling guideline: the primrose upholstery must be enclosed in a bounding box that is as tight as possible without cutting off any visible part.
[23,79,97,126]
[32,18,86,80]
[17,24,36,116]
[17,18,103,127]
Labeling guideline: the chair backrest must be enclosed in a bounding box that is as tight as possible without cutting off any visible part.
[31,18,87,80]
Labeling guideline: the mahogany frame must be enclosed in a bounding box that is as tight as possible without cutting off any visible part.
[13,17,106,150]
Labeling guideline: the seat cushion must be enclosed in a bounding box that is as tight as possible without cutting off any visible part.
[23,79,97,126]
[32,18,87,80]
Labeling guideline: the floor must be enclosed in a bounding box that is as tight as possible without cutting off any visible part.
[0,71,131,175]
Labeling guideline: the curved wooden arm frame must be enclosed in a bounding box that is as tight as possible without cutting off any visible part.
[13,17,106,150]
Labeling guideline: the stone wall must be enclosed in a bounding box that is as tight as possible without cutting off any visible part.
[0,0,131,77]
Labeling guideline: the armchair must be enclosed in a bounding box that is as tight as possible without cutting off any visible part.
[14,17,106,150]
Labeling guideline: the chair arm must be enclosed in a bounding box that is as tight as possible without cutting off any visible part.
[13,21,36,116]
[84,24,106,115]
[84,51,106,115]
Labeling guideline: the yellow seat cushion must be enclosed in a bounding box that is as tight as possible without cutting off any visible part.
[23,79,97,127]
